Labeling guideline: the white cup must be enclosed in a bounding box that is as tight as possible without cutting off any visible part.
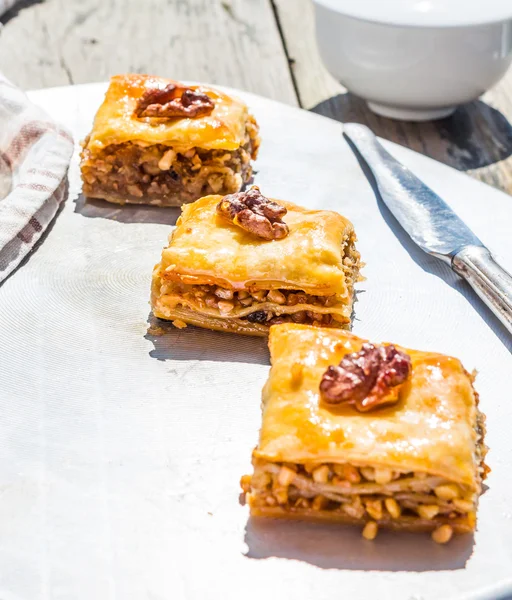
[312,0,512,121]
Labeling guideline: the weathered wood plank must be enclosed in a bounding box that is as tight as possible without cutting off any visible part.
[273,0,512,195]
[0,0,298,106]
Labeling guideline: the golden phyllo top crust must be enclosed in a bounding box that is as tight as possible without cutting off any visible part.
[160,194,357,296]
[256,324,481,490]
[85,74,251,152]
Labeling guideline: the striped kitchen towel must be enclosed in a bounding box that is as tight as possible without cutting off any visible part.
[0,0,18,16]
[0,74,74,283]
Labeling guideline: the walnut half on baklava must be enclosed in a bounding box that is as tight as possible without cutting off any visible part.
[151,187,361,336]
[80,74,260,206]
[241,324,488,543]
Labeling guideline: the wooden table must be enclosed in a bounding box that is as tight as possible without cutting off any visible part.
[2,0,511,194]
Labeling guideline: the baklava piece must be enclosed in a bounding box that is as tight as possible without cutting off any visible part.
[80,74,260,206]
[241,324,488,543]
[151,187,361,336]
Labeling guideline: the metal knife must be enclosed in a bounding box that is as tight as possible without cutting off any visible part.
[343,122,512,334]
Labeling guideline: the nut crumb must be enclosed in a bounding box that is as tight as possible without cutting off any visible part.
[362,521,378,540]
[147,324,167,336]
[172,319,188,329]
[432,524,453,544]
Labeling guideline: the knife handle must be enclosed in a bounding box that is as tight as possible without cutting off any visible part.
[452,245,512,333]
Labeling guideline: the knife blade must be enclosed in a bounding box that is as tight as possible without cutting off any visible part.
[343,122,512,334]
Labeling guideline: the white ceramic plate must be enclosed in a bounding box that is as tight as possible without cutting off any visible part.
[0,83,511,600]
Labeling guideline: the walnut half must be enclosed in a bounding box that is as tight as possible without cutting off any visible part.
[134,83,215,118]
[216,186,289,240]
[320,343,411,412]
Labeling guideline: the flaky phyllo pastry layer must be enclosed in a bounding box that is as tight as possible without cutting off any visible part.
[241,325,488,543]
[80,74,260,206]
[151,193,362,336]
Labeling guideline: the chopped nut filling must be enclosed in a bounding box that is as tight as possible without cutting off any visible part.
[320,343,412,412]
[158,281,352,327]
[243,460,477,543]
[217,186,289,240]
[156,227,360,330]
[81,115,259,206]
[134,83,215,119]
[152,226,361,334]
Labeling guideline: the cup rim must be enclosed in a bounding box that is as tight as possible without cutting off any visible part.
[312,0,512,29]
